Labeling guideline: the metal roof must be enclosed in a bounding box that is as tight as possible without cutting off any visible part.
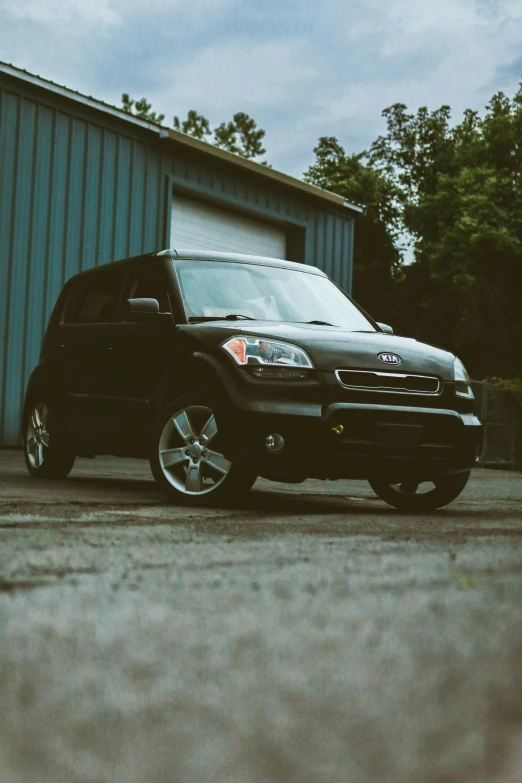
[164,128,365,214]
[0,61,365,215]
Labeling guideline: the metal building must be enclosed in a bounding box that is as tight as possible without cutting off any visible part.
[0,62,362,445]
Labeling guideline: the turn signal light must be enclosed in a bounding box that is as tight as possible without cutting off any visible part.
[224,337,247,364]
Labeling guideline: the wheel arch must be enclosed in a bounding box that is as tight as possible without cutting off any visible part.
[153,352,232,420]
[21,364,63,431]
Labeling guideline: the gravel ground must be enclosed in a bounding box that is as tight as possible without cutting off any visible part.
[1,450,522,783]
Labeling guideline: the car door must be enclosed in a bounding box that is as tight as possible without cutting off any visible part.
[104,262,176,452]
[59,266,129,444]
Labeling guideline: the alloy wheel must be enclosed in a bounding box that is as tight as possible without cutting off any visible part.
[389,480,435,495]
[26,402,50,468]
[158,405,232,496]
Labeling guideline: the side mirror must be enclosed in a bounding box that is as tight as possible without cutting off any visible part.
[126,298,160,323]
[377,322,394,335]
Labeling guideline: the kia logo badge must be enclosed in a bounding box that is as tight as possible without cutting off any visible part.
[378,352,402,365]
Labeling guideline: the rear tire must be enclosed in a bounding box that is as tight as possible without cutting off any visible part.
[369,471,471,512]
[23,397,76,479]
[150,393,256,505]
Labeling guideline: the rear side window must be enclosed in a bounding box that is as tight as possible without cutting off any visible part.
[63,270,126,324]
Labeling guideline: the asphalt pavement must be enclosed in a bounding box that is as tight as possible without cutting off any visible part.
[1,450,522,783]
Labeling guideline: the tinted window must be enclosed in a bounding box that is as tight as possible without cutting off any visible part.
[63,271,126,324]
[176,261,375,331]
[128,267,171,313]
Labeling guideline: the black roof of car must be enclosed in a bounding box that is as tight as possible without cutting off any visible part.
[65,249,328,284]
[160,248,327,276]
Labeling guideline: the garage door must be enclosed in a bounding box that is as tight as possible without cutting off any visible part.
[170,195,287,259]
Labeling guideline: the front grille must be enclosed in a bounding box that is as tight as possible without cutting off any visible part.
[335,369,441,396]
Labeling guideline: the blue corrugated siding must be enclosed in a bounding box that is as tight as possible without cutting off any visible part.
[0,79,353,444]
[0,91,19,444]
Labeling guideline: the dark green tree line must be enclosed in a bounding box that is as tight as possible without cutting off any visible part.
[304,137,401,325]
[306,85,522,381]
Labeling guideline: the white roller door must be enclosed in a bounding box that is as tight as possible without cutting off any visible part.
[170,195,287,259]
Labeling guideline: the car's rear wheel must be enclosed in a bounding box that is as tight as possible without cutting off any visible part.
[150,393,256,504]
[24,398,76,479]
[369,471,471,512]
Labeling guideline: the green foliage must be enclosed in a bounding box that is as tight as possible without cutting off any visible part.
[487,377,522,405]
[174,109,267,161]
[365,86,522,381]
[306,85,522,383]
[304,137,401,322]
[213,112,266,160]
[172,110,211,141]
[122,95,267,162]
[121,93,165,124]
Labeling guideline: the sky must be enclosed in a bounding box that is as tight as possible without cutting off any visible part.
[1,0,522,177]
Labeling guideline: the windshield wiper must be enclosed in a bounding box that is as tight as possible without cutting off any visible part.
[301,320,338,327]
[188,314,256,323]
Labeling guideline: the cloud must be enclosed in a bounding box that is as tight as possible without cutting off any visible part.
[0,0,521,176]
[290,0,522,162]
[0,0,120,26]
[153,38,319,114]
[0,0,235,26]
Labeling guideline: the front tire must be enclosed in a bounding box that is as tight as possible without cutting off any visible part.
[369,471,471,512]
[150,393,256,504]
[24,398,76,479]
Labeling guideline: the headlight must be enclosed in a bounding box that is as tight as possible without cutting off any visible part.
[222,336,314,379]
[454,357,474,399]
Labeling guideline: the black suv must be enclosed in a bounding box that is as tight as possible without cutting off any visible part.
[22,249,482,511]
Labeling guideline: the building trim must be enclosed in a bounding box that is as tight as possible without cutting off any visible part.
[163,129,365,214]
[0,61,365,216]
[0,62,165,136]
[167,173,310,230]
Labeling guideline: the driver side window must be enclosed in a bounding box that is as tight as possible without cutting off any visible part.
[128,266,172,314]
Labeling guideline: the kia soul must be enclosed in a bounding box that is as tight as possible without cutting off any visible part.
[22,249,483,511]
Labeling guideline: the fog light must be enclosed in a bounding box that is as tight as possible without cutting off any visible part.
[265,433,285,453]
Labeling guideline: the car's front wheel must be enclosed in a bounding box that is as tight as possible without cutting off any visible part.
[369,471,471,512]
[24,398,76,479]
[150,394,256,504]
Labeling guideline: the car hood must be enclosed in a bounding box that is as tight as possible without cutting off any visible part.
[185,321,456,378]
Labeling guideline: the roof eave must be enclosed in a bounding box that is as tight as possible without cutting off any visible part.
[163,128,365,214]
[0,61,366,215]
[0,61,164,136]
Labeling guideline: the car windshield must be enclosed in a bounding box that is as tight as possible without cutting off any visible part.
[175,260,375,331]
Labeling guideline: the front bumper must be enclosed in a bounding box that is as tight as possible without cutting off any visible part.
[222,396,483,482]
[202,355,483,481]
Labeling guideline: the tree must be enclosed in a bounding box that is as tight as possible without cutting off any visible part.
[173,110,266,160]
[304,137,402,324]
[307,87,522,382]
[172,110,211,141]
[213,112,266,160]
[368,89,522,380]
[121,93,165,124]
[121,94,268,162]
